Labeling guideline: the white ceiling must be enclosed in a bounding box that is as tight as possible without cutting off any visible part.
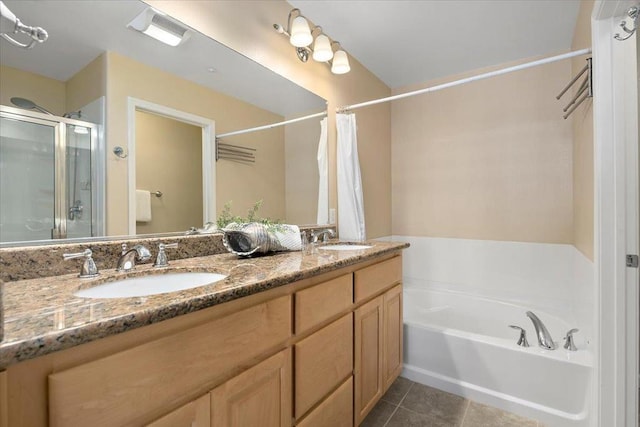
[1,0,582,112]
[0,1,325,117]
[289,0,582,88]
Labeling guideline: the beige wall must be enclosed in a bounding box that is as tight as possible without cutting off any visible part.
[285,115,321,225]
[391,58,574,243]
[145,0,392,238]
[135,111,203,234]
[217,128,286,224]
[105,51,286,234]
[1,57,106,118]
[65,55,107,114]
[571,0,595,260]
[0,65,66,115]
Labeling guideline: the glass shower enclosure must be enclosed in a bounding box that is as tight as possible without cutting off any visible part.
[0,105,103,245]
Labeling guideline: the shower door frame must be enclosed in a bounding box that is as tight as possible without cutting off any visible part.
[592,1,639,426]
[0,105,101,242]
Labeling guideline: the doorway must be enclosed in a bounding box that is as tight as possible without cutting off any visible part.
[135,111,203,234]
[126,98,215,235]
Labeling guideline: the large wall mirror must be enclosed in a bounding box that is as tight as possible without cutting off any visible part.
[0,0,328,246]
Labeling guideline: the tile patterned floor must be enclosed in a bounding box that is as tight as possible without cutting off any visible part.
[361,377,546,427]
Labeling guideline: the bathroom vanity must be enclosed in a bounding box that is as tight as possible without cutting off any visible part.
[0,241,407,426]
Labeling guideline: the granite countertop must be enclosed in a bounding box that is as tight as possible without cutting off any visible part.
[0,240,408,369]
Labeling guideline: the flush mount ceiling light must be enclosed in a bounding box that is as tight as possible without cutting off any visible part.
[128,8,190,47]
[274,9,350,75]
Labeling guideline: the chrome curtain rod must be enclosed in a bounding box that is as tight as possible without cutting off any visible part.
[337,48,592,113]
[216,111,327,139]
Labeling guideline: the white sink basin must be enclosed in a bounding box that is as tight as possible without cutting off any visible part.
[319,244,372,251]
[74,272,227,299]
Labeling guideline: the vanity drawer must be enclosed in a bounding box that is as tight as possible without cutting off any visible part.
[294,313,353,419]
[295,273,353,334]
[297,376,353,427]
[48,295,291,427]
[354,256,402,302]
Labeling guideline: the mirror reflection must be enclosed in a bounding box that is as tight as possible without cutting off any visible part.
[0,0,327,246]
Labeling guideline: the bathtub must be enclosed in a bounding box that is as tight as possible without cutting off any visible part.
[402,286,592,427]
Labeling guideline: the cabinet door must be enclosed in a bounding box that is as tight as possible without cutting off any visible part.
[383,285,403,391]
[146,394,210,427]
[211,349,292,427]
[354,295,384,425]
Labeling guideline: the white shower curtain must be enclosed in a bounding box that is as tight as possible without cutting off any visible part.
[336,113,366,241]
[316,117,329,225]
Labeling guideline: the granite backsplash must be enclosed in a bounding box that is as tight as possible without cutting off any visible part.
[0,225,335,282]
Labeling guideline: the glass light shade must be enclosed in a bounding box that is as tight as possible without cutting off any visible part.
[312,34,333,62]
[331,50,350,74]
[290,16,313,47]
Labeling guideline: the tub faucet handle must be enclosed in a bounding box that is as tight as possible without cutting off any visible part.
[508,325,530,347]
[563,328,579,351]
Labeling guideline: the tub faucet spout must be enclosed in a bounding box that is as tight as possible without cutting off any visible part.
[526,311,556,350]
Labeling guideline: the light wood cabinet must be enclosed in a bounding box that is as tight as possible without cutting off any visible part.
[354,265,403,426]
[297,376,353,427]
[383,285,403,390]
[146,394,210,427]
[0,370,7,427]
[48,296,291,427]
[354,295,384,425]
[4,252,404,427]
[211,349,292,427]
[295,273,353,334]
[354,256,401,303]
[294,313,353,419]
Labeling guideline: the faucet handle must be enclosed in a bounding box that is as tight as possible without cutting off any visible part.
[563,328,579,351]
[508,325,530,347]
[63,249,99,278]
[154,243,178,267]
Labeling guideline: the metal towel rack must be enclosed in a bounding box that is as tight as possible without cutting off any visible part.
[556,57,592,120]
[216,139,256,163]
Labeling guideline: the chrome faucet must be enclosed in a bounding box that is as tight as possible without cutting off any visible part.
[311,228,336,243]
[526,311,556,350]
[116,243,151,272]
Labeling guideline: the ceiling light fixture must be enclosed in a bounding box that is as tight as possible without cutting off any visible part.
[274,9,350,75]
[127,8,191,47]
